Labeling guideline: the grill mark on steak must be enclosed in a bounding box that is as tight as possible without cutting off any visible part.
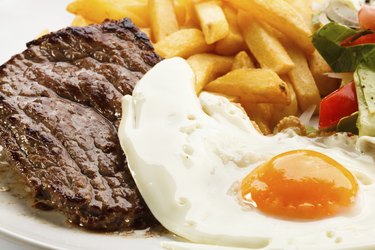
[27,62,124,122]
[73,58,143,97]
[0,18,162,231]
[0,95,136,225]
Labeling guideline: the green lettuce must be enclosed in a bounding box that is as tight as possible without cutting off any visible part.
[313,22,375,136]
[312,22,375,72]
[354,65,375,136]
[336,112,358,134]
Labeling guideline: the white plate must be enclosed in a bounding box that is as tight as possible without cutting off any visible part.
[0,1,170,249]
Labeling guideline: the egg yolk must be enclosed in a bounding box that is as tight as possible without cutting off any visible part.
[241,150,358,220]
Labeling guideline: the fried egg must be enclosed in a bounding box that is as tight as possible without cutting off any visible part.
[118,58,375,249]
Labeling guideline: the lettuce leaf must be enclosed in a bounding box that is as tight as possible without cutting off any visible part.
[312,22,375,72]
[336,112,358,134]
[354,64,375,136]
[313,22,375,136]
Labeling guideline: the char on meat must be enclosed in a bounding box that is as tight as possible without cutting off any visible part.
[0,18,162,231]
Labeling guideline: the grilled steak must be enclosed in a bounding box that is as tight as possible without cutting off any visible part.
[0,18,162,231]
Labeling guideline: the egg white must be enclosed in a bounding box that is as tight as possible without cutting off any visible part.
[118,58,375,249]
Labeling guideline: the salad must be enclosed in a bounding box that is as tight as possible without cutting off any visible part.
[313,0,375,136]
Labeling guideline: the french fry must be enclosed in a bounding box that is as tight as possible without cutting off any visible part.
[228,0,315,54]
[123,0,150,27]
[272,76,299,124]
[241,102,273,131]
[154,29,213,58]
[67,0,147,27]
[252,117,272,135]
[66,0,328,132]
[231,51,254,70]
[237,10,284,44]
[308,50,340,96]
[215,6,246,56]
[260,21,289,46]
[174,0,200,28]
[205,68,290,104]
[194,1,229,44]
[187,53,234,93]
[71,15,93,27]
[230,49,272,132]
[223,95,240,103]
[149,0,179,42]
[284,0,313,30]
[285,46,321,113]
[241,17,294,75]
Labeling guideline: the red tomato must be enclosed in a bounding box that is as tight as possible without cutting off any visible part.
[341,33,375,46]
[359,5,375,31]
[319,81,358,129]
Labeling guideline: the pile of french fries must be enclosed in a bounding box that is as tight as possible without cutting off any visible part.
[67,0,340,134]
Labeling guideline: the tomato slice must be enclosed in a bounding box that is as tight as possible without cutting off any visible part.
[341,33,375,46]
[359,5,375,31]
[319,81,358,129]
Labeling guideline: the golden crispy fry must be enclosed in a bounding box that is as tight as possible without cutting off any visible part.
[205,68,290,104]
[124,0,150,26]
[241,17,294,75]
[223,95,240,103]
[252,117,272,135]
[231,51,254,70]
[71,15,93,27]
[194,1,229,44]
[228,0,315,54]
[308,50,340,96]
[215,6,246,56]
[284,0,313,30]
[242,103,273,121]
[234,50,277,131]
[67,0,147,27]
[239,101,273,135]
[149,0,179,42]
[187,53,234,93]
[237,9,285,44]
[272,76,299,124]
[242,102,273,122]
[174,0,200,28]
[285,46,321,113]
[215,31,245,55]
[154,29,213,58]
[259,21,289,45]
[66,0,328,131]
